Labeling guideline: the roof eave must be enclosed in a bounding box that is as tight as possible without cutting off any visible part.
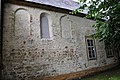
[7,0,86,17]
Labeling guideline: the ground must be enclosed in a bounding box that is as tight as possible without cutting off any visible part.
[80,66,120,80]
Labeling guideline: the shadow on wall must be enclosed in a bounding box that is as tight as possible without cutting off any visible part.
[1,0,4,80]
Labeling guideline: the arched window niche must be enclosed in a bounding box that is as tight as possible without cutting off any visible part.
[15,9,30,39]
[40,13,51,39]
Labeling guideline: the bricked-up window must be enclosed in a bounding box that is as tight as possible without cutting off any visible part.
[15,9,30,38]
[40,14,50,38]
[86,37,97,60]
[105,44,114,58]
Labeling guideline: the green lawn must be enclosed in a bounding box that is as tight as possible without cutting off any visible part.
[81,66,120,80]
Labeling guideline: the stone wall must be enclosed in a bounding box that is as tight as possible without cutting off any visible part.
[2,3,118,80]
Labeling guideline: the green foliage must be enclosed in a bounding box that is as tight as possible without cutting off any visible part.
[74,0,120,47]
[109,77,120,80]
[81,66,120,80]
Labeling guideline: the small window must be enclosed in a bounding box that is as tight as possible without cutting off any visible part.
[86,37,97,60]
[40,14,50,38]
[105,44,114,58]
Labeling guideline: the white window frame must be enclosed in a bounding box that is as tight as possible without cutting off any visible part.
[86,37,97,60]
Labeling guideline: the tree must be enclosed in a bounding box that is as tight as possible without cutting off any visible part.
[72,0,120,48]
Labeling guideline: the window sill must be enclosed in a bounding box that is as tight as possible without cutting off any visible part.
[107,56,114,58]
[88,58,97,61]
[41,38,53,41]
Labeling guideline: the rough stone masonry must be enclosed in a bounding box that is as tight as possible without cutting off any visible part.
[2,0,119,80]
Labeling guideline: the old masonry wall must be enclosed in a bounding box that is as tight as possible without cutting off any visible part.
[2,3,118,80]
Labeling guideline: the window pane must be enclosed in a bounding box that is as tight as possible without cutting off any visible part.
[88,47,91,52]
[92,47,95,54]
[87,40,90,46]
[89,52,92,59]
[40,15,50,38]
[92,50,95,58]
[90,40,93,46]
[88,47,92,58]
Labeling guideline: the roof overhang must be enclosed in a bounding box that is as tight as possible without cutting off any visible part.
[26,0,79,11]
[6,0,86,17]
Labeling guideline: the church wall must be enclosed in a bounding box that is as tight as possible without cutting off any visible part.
[2,3,118,80]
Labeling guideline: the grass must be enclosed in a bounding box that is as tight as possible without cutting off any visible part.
[80,66,120,80]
